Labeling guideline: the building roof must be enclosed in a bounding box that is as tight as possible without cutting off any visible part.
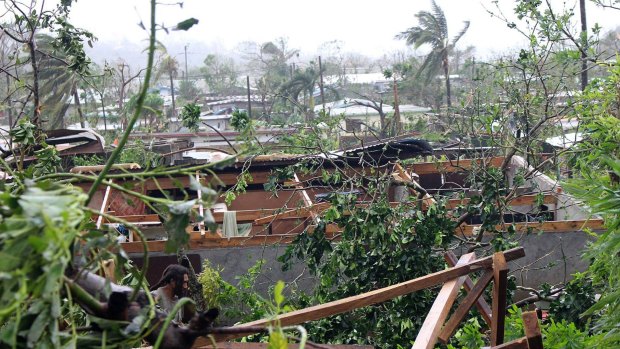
[316,99,431,116]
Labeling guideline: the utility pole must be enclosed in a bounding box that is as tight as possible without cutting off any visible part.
[184,44,189,83]
[579,0,588,91]
[318,56,326,111]
[246,76,252,119]
[392,74,401,136]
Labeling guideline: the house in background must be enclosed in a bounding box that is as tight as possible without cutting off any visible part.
[316,98,431,134]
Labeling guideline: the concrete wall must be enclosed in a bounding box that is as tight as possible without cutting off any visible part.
[131,244,314,296]
[509,231,593,291]
[132,228,594,304]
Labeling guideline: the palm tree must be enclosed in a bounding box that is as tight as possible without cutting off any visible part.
[36,34,88,129]
[397,0,469,108]
[159,55,179,117]
[279,65,320,122]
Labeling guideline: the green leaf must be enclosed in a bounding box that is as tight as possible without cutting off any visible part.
[274,280,285,307]
[173,18,198,31]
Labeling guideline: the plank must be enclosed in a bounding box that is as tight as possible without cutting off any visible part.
[212,209,275,223]
[444,252,493,327]
[407,157,505,175]
[438,269,494,343]
[96,181,113,229]
[293,173,318,223]
[197,343,374,349]
[104,214,161,224]
[121,234,305,253]
[311,219,606,238]
[457,219,605,236]
[490,337,528,349]
[196,247,525,343]
[196,171,205,236]
[412,253,475,349]
[253,202,331,225]
[445,193,557,210]
[251,194,562,225]
[522,311,543,349]
[491,252,509,346]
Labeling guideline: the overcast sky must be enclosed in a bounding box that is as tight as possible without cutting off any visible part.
[62,0,618,64]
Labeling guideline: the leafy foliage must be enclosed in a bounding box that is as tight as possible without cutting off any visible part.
[0,182,86,347]
[279,193,454,348]
[118,139,162,169]
[230,109,251,131]
[564,60,620,346]
[180,103,201,132]
[201,54,239,95]
[548,273,596,330]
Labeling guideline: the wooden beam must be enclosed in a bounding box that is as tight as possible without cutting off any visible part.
[198,343,374,349]
[491,252,509,346]
[293,173,318,223]
[251,194,565,226]
[104,214,161,224]
[121,234,309,253]
[96,181,113,229]
[253,202,331,225]
[522,311,543,349]
[199,247,524,343]
[407,157,505,175]
[457,219,605,236]
[490,337,528,349]
[507,193,557,206]
[445,193,557,210]
[444,252,493,327]
[413,253,475,349]
[212,209,275,223]
[196,172,205,236]
[313,219,605,237]
[119,171,277,192]
[438,269,494,343]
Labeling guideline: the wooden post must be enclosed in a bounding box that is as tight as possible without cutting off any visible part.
[444,251,493,327]
[96,181,113,229]
[490,252,509,346]
[196,171,205,236]
[293,173,318,224]
[438,269,494,343]
[412,253,475,349]
[522,311,543,349]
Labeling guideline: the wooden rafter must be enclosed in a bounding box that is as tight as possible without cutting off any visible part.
[253,202,331,225]
[438,269,494,343]
[413,253,475,349]
[406,157,506,175]
[444,251,493,327]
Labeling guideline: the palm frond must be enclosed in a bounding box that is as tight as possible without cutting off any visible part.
[430,0,448,38]
[451,21,471,46]
[416,51,443,83]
